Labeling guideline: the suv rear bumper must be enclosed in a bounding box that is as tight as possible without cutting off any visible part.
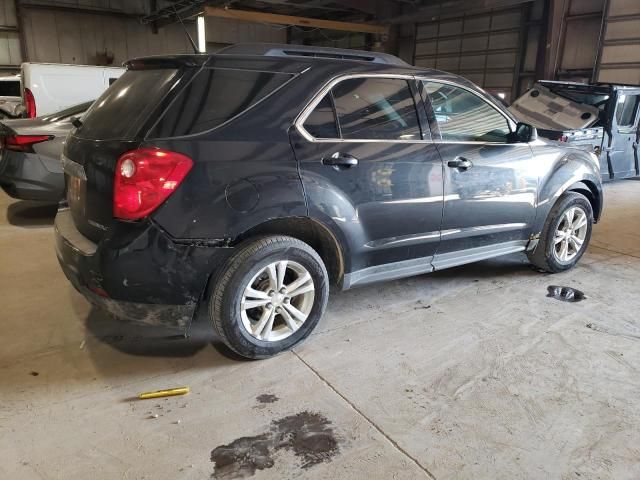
[54,208,231,330]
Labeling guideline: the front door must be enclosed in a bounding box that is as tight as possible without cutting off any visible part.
[420,80,537,269]
[290,76,444,281]
[609,90,640,178]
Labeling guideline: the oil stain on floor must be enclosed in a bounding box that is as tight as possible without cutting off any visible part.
[210,411,339,479]
[255,394,279,404]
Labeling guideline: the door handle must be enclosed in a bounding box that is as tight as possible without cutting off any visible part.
[447,157,473,170]
[322,152,359,169]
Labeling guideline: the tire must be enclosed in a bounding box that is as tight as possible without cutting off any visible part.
[527,191,593,273]
[209,235,329,359]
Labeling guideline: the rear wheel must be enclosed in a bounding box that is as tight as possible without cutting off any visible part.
[528,192,593,273]
[209,235,329,359]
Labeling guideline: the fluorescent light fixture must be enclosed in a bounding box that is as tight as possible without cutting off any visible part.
[197,16,206,53]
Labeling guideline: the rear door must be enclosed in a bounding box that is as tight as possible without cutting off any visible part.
[290,75,444,278]
[609,89,640,178]
[421,80,537,268]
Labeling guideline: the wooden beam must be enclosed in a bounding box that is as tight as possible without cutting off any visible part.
[204,6,389,35]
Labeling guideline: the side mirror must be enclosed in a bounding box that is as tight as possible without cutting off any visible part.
[512,122,538,143]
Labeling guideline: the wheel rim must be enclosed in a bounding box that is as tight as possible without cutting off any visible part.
[240,260,315,342]
[552,206,588,263]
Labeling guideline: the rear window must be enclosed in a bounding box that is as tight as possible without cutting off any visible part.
[75,69,178,140]
[0,80,20,97]
[149,68,293,138]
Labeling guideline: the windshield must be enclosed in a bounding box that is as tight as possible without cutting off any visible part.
[40,101,94,122]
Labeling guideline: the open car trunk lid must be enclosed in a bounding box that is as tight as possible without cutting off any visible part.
[63,65,185,242]
[508,83,601,130]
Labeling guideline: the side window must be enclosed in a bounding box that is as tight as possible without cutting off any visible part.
[331,78,421,140]
[303,93,339,139]
[151,68,292,137]
[615,94,640,128]
[424,81,511,143]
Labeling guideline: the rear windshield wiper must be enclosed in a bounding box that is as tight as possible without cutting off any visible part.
[70,116,83,129]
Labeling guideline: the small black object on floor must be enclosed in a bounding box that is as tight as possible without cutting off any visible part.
[547,285,586,303]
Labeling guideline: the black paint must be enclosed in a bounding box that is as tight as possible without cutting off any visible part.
[210,411,339,478]
[547,285,586,303]
[256,394,279,404]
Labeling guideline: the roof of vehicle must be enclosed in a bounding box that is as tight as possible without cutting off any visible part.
[124,43,509,117]
[125,43,481,87]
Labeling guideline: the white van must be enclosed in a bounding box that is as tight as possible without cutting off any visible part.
[21,63,125,118]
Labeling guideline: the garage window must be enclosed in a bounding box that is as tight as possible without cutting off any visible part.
[150,68,293,137]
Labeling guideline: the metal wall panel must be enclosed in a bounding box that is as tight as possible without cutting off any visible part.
[21,9,199,65]
[597,0,640,84]
[413,6,525,101]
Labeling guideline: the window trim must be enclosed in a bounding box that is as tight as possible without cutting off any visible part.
[418,78,518,144]
[295,73,429,143]
[296,73,521,145]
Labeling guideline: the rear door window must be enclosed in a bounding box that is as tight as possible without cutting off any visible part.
[150,68,293,138]
[302,93,339,139]
[76,68,178,140]
[302,77,422,141]
[332,78,421,140]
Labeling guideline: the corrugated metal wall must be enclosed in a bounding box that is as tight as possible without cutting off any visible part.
[598,0,640,84]
[554,0,603,81]
[21,9,197,66]
[0,1,22,70]
[412,4,538,102]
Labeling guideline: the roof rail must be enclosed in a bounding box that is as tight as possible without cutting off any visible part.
[217,43,409,66]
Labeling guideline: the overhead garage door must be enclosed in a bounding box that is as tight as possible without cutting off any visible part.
[597,0,640,84]
[413,7,525,102]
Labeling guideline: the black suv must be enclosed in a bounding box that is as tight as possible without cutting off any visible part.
[55,44,603,359]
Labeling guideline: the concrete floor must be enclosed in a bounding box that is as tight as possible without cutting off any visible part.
[2,181,640,480]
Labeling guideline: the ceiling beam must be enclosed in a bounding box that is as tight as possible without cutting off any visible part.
[204,6,389,35]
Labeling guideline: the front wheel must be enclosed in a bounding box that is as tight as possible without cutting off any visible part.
[528,191,593,273]
[209,235,329,359]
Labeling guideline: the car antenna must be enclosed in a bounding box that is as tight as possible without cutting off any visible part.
[173,5,199,54]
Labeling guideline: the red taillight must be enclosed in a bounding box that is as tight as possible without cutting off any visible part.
[24,88,36,118]
[3,134,51,152]
[113,148,193,220]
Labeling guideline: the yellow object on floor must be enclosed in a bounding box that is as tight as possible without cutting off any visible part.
[138,387,190,400]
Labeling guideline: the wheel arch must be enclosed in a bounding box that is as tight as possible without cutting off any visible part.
[234,216,346,287]
[567,180,602,222]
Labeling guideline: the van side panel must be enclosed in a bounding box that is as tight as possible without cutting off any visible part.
[21,63,125,116]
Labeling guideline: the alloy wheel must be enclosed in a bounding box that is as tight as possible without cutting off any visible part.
[552,206,588,263]
[240,260,315,342]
